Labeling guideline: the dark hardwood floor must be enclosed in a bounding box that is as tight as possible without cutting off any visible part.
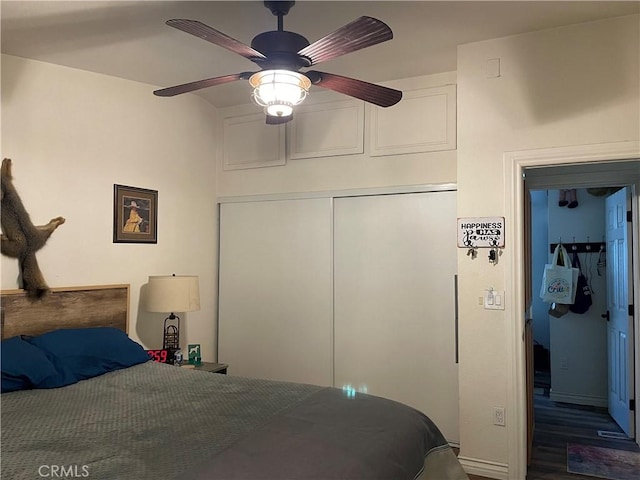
[526,389,639,479]
[459,372,639,480]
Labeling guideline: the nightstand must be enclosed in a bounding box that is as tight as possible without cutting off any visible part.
[191,362,228,374]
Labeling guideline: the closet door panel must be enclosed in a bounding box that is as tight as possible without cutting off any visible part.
[333,191,459,442]
[218,198,333,386]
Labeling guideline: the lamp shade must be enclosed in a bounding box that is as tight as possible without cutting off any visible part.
[145,275,200,313]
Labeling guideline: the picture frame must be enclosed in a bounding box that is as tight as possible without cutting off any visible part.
[113,184,158,244]
[187,344,202,365]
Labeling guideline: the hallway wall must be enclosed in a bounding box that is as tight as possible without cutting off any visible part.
[546,188,608,406]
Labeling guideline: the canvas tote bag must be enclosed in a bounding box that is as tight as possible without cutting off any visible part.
[539,244,578,304]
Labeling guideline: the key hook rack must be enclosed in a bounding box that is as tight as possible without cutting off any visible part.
[550,236,605,254]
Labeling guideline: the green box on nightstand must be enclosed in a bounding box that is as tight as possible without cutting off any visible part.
[187,344,201,365]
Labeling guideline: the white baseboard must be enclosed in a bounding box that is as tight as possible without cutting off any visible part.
[549,390,607,408]
[458,456,508,480]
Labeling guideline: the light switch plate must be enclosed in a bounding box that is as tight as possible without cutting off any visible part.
[484,290,505,310]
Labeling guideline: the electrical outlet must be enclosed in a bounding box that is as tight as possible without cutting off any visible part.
[560,357,568,370]
[493,407,506,426]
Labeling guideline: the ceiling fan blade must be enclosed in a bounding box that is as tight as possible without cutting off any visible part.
[306,71,402,107]
[166,19,267,61]
[266,114,293,125]
[153,72,252,97]
[298,16,392,66]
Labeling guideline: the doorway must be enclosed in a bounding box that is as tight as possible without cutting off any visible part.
[503,142,640,479]
[526,185,638,478]
[530,187,628,422]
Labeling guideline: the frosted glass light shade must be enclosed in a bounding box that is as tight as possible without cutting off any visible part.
[249,70,311,117]
[145,275,200,313]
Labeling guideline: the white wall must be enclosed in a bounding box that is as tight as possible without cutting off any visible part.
[546,189,608,406]
[1,55,220,360]
[456,14,638,474]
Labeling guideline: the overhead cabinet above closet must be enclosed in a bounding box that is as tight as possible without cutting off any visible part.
[219,82,457,170]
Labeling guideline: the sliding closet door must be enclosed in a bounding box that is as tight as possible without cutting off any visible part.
[218,198,333,386]
[334,191,459,442]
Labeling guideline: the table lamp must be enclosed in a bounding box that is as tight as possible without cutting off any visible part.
[145,274,200,351]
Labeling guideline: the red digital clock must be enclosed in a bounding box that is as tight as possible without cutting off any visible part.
[145,349,171,364]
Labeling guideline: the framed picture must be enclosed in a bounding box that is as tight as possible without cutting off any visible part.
[113,184,158,243]
[187,344,202,365]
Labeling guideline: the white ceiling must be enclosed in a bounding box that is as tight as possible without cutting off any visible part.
[2,1,638,108]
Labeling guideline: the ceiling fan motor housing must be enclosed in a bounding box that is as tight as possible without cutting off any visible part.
[264,1,296,17]
[251,31,311,69]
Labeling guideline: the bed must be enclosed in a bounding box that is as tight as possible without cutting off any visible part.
[1,285,468,480]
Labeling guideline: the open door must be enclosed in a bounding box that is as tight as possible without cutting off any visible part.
[606,186,635,437]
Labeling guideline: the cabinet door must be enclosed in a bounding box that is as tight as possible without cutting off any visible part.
[221,112,285,170]
[218,198,333,386]
[333,191,459,442]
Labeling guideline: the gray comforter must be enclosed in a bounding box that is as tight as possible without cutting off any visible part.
[1,362,467,479]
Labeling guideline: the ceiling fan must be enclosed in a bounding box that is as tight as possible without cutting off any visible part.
[153,0,402,124]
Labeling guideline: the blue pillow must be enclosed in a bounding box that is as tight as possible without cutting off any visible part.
[26,327,150,381]
[1,336,76,392]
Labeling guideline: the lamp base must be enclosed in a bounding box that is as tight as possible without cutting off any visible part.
[162,313,180,351]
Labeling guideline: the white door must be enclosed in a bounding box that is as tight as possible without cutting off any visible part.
[218,198,333,386]
[333,191,459,443]
[606,187,634,437]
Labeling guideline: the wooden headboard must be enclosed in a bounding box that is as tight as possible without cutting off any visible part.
[0,284,129,340]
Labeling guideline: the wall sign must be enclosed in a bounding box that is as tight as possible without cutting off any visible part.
[457,217,505,248]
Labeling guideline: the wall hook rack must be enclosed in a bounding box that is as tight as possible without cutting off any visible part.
[549,242,605,254]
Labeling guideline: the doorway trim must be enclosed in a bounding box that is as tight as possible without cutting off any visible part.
[504,140,640,479]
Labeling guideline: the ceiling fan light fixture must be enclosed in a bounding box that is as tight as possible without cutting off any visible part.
[266,102,293,117]
[249,70,311,116]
